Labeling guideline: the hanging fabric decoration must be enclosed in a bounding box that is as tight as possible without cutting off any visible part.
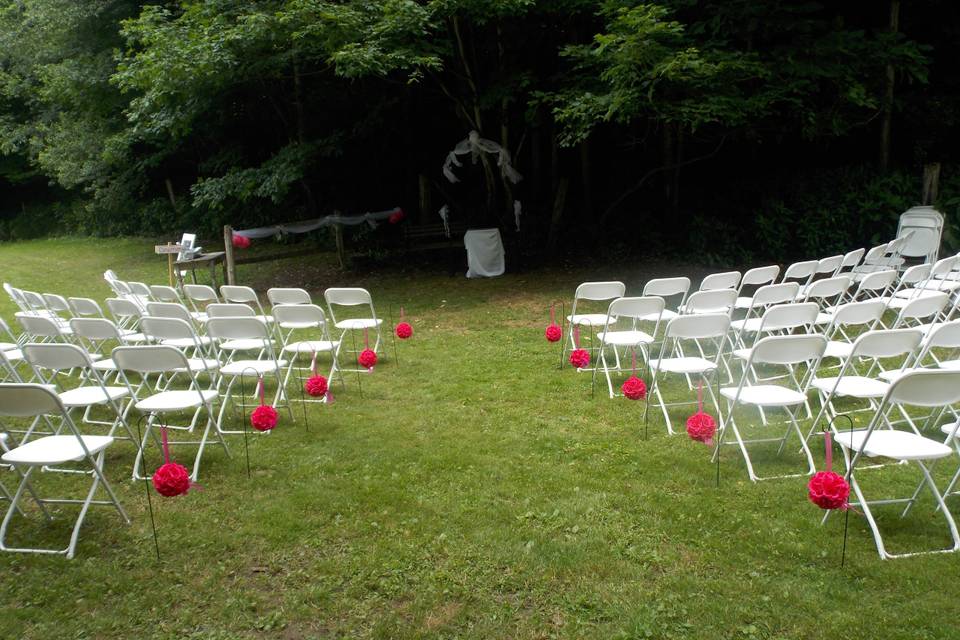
[304,350,328,397]
[438,205,451,238]
[388,208,406,224]
[231,234,251,249]
[358,328,378,370]
[250,375,279,431]
[569,325,590,369]
[395,307,413,340]
[514,201,522,232]
[442,130,523,185]
[686,380,717,446]
[545,304,562,342]
[621,351,647,400]
[808,430,851,510]
[152,427,192,497]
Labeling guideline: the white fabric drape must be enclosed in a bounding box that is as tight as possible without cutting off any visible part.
[442,131,522,185]
[464,228,505,278]
[234,207,401,239]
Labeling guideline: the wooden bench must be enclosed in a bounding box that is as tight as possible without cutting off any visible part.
[402,222,467,252]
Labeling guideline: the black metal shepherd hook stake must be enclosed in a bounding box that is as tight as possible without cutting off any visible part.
[238,369,254,479]
[714,367,722,489]
[557,301,567,371]
[134,413,161,561]
[826,413,856,568]
[389,304,400,368]
[295,351,309,432]
[351,329,363,399]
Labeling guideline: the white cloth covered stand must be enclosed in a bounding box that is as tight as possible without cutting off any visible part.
[464,228,505,278]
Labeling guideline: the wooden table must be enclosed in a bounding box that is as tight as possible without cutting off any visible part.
[173,252,227,289]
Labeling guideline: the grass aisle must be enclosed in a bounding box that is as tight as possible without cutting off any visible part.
[0,238,958,639]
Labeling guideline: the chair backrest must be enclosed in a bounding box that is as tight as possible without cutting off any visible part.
[839,248,865,271]
[22,342,93,371]
[16,313,63,339]
[803,276,850,301]
[106,297,143,321]
[740,265,780,288]
[814,255,844,276]
[930,255,958,279]
[750,334,827,366]
[127,282,152,298]
[140,316,199,343]
[183,284,219,304]
[829,300,886,327]
[206,316,271,341]
[854,269,897,295]
[665,313,730,340]
[605,297,664,327]
[924,319,960,350]
[848,328,922,360]
[267,287,312,305]
[571,281,626,302]
[750,282,800,307]
[324,287,374,306]
[145,301,193,323]
[781,260,819,283]
[149,285,183,303]
[68,297,105,318]
[0,383,66,417]
[862,243,889,264]
[272,304,327,327]
[221,285,259,305]
[886,369,960,407]
[684,289,737,315]
[699,271,740,291]
[42,293,71,314]
[70,317,124,342]
[21,290,49,312]
[898,263,933,287]
[895,292,948,322]
[206,303,255,318]
[642,277,690,298]
[757,302,818,332]
[113,344,191,373]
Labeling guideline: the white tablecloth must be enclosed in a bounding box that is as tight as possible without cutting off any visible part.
[464,228,505,278]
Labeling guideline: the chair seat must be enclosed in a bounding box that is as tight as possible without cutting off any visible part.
[813,312,835,325]
[283,340,338,354]
[823,341,853,359]
[836,429,952,460]
[893,287,951,299]
[219,338,272,351]
[91,358,118,371]
[811,376,889,398]
[278,321,322,330]
[59,386,129,407]
[2,348,23,362]
[720,385,807,406]
[679,305,730,315]
[596,330,655,346]
[641,310,676,322]
[2,435,114,466]
[567,314,608,327]
[0,342,17,351]
[120,332,150,344]
[877,367,922,382]
[940,421,960,438]
[729,318,763,333]
[181,358,220,373]
[135,390,218,412]
[649,357,716,374]
[334,318,382,330]
[734,296,753,310]
[220,359,287,376]
[161,336,212,349]
[940,359,960,371]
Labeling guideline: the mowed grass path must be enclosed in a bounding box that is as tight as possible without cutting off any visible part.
[0,238,959,639]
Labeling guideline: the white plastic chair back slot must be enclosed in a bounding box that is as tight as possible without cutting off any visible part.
[758,302,818,331]
[206,317,270,341]
[849,329,923,360]
[665,313,730,339]
[206,303,256,318]
[70,318,123,342]
[324,288,373,306]
[145,302,193,322]
[750,334,827,365]
[699,271,740,291]
[113,345,191,373]
[273,304,326,326]
[741,265,780,287]
[220,286,259,304]
[183,284,219,303]
[831,300,886,326]
[887,369,960,407]
[751,282,800,306]
[684,289,737,314]
[267,288,312,305]
[573,282,626,302]
[643,277,690,298]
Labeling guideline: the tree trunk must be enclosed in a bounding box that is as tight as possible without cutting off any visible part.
[880,0,900,171]
[547,178,569,259]
[418,174,431,224]
[922,163,941,205]
[580,138,594,232]
[164,178,177,209]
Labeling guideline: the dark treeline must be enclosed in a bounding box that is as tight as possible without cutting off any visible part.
[1,1,958,263]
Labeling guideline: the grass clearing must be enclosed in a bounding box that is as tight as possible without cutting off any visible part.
[0,238,959,639]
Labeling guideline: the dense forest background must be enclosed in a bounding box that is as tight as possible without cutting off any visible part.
[1,0,959,264]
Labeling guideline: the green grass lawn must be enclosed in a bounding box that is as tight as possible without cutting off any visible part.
[1,237,960,639]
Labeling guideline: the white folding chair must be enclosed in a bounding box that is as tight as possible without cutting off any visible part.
[67,297,106,319]
[113,345,227,481]
[268,287,312,306]
[641,277,690,322]
[205,317,291,434]
[647,314,729,434]
[698,271,740,292]
[16,313,73,345]
[563,281,626,366]
[734,265,781,310]
[799,276,850,323]
[221,286,274,323]
[139,317,221,381]
[106,297,146,334]
[0,383,128,559]
[681,289,737,316]
[182,284,221,318]
[808,329,923,443]
[830,370,960,559]
[729,282,800,351]
[324,287,384,364]
[593,296,664,398]
[779,259,819,288]
[719,334,826,482]
[818,300,886,364]
[273,304,341,402]
[836,248,865,275]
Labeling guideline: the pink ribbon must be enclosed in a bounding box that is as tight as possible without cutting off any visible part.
[573,325,580,349]
[310,350,318,377]
[824,430,833,471]
[161,427,172,464]
[549,304,555,325]
[256,374,265,406]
